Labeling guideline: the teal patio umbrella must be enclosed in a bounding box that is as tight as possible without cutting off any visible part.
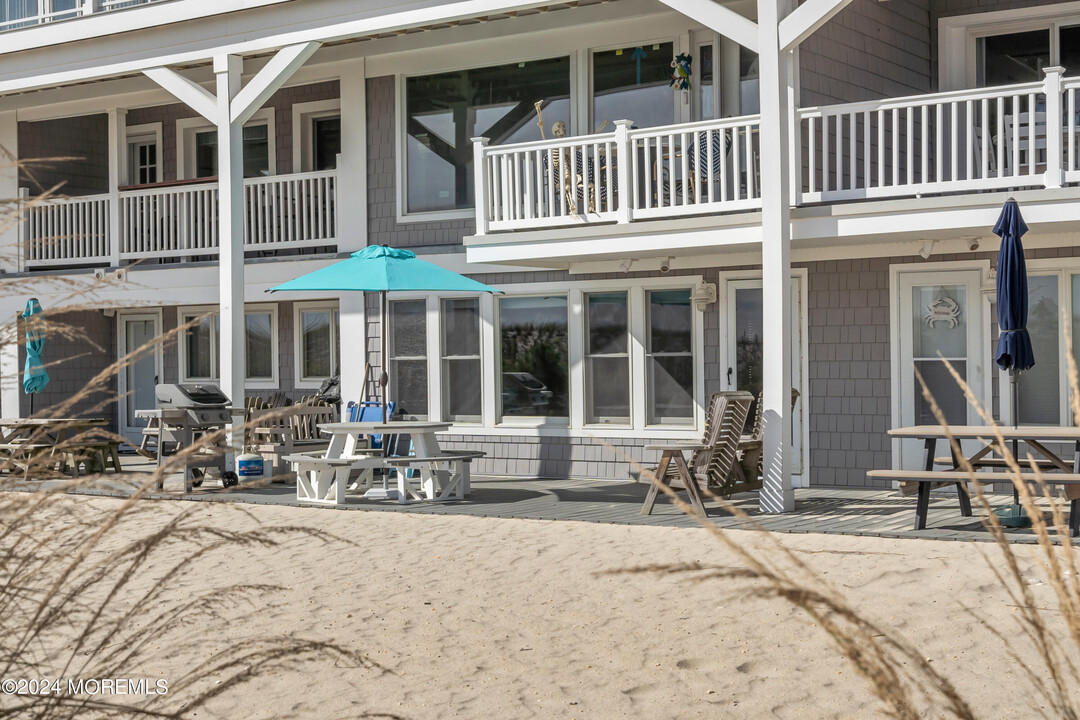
[269,245,500,422]
[22,298,49,414]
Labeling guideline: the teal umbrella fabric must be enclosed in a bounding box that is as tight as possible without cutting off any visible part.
[270,245,500,422]
[269,245,500,294]
[22,298,49,395]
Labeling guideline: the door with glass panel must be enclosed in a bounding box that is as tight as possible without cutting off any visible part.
[896,270,986,469]
[724,278,805,482]
[118,313,162,445]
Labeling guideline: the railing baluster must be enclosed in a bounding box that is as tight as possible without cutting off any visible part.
[1027,92,1036,177]
[921,104,929,184]
[808,116,816,194]
[822,114,830,192]
[906,107,914,185]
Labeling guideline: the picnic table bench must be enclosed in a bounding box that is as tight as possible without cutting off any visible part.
[875,425,1080,535]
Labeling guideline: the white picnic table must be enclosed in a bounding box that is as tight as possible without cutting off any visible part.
[289,421,480,506]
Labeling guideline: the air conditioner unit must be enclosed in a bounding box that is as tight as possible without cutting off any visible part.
[690,282,717,312]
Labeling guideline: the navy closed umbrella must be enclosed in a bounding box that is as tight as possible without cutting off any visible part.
[993,197,1034,527]
[994,198,1035,381]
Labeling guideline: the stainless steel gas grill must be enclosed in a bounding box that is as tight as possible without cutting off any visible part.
[138,384,239,491]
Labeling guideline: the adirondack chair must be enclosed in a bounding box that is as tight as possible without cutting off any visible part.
[718,388,802,498]
[250,397,336,480]
[641,391,754,516]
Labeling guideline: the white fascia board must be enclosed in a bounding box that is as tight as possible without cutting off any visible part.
[0,0,557,97]
[0,0,293,57]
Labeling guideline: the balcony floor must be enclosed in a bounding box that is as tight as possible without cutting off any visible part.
[23,455,1069,545]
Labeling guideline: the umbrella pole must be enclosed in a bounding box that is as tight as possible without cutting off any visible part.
[380,290,389,424]
[1012,368,1021,507]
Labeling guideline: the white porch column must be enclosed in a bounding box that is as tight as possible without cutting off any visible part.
[215,55,246,450]
[758,0,795,512]
[0,338,20,419]
[338,293,367,415]
[0,110,20,274]
[106,108,125,267]
[337,57,367,253]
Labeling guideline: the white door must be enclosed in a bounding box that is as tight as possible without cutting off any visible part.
[895,270,986,469]
[118,313,162,445]
[723,276,807,486]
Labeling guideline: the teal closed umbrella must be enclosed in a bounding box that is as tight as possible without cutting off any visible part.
[270,245,500,422]
[22,298,49,413]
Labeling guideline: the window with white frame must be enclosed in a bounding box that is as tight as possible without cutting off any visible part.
[293,99,341,173]
[179,306,277,386]
[498,295,569,420]
[584,291,630,425]
[295,303,339,387]
[441,297,481,423]
[177,109,275,180]
[645,289,694,425]
[388,299,429,419]
[403,56,571,214]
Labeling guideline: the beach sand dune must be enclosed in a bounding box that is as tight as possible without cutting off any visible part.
[26,496,1073,719]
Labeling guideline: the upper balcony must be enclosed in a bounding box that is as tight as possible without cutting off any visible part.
[469,69,1080,245]
[0,0,169,34]
[22,170,337,269]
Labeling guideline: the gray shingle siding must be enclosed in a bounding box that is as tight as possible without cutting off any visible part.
[18,114,110,197]
[800,0,933,106]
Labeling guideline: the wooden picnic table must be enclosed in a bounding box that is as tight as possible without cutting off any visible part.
[874,425,1080,533]
[0,417,117,476]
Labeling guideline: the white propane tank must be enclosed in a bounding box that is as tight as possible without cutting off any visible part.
[236,451,264,482]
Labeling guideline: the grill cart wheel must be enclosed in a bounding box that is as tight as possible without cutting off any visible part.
[222,471,239,488]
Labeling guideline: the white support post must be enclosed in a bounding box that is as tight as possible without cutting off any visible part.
[758,0,796,513]
[0,337,19,420]
[0,110,20,274]
[1044,66,1064,190]
[106,108,125,267]
[337,57,367,253]
[339,293,367,417]
[614,120,633,224]
[472,137,490,235]
[215,54,246,460]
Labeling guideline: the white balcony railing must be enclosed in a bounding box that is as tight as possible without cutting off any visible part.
[473,116,763,233]
[24,193,110,267]
[0,0,171,34]
[474,68,1078,234]
[24,170,338,268]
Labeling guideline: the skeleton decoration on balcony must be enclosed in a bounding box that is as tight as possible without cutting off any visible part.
[534,100,610,215]
[924,295,961,328]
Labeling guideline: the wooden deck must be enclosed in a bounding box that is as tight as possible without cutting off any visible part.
[26,455,1076,545]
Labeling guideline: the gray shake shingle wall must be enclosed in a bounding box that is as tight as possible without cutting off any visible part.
[799,0,932,107]
[18,114,110,197]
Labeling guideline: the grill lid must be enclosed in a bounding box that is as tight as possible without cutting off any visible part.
[156,383,231,408]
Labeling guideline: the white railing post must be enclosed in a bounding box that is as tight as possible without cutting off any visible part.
[472,137,489,235]
[614,119,633,224]
[1044,66,1065,189]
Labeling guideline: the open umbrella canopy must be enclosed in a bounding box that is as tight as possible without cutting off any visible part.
[268,245,500,294]
[994,199,1035,373]
[22,297,49,394]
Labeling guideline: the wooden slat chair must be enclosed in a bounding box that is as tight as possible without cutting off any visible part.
[642,391,753,516]
[251,399,336,481]
[721,388,801,498]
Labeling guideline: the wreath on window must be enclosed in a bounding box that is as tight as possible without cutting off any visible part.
[670,53,692,91]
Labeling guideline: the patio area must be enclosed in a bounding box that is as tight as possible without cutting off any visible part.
[26,454,1072,545]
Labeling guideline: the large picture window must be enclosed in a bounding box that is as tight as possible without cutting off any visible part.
[441,298,482,423]
[584,292,630,424]
[592,42,674,130]
[404,56,571,213]
[389,300,429,419]
[646,289,694,425]
[498,296,569,420]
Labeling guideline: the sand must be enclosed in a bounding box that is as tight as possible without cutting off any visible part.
[17,495,1080,719]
